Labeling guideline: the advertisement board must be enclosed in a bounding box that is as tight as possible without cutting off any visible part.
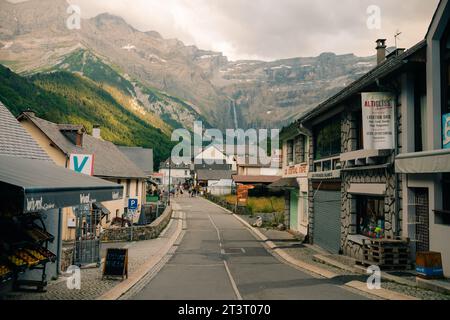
[443,113,450,149]
[69,154,94,176]
[361,92,396,150]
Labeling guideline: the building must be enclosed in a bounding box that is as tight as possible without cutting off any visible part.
[394,0,450,276]
[270,123,310,236]
[0,101,122,292]
[287,0,450,274]
[17,111,147,241]
[159,158,192,187]
[233,155,282,187]
[117,146,154,177]
[194,144,237,171]
[196,163,234,196]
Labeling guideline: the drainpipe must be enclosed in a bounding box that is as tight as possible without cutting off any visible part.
[56,156,69,275]
[394,93,401,238]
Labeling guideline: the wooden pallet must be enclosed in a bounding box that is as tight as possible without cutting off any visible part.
[357,260,413,271]
[363,251,410,259]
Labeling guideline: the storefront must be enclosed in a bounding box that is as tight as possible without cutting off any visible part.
[0,155,123,293]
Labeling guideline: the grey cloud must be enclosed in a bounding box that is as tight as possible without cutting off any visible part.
[67,0,438,60]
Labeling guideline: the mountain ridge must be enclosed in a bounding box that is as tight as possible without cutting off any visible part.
[0,0,377,129]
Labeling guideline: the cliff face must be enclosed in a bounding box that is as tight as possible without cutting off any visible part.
[0,0,376,130]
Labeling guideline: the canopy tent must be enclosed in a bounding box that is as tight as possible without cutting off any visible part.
[0,155,123,214]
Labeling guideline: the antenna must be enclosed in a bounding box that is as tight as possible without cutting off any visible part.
[394,30,402,49]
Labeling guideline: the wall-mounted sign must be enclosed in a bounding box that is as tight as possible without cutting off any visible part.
[69,154,94,176]
[443,113,450,149]
[308,170,341,180]
[361,92,395,150]
[284,164,308,176]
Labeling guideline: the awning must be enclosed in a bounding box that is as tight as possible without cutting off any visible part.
[396,149,450,174]
[232,175,281,184]
[269,178,299,190]
[0,155,123,214]
[93,202,111,216]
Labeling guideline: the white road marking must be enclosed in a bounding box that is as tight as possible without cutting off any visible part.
[208,214,243,301]
[224,261,243,301]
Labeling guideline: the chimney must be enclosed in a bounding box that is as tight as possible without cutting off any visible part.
[376,39,387,65]
[92,125,101,139]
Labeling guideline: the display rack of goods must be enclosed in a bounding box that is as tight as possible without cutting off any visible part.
[0,264,13,283]
[12,250,40,268]
[25,227,54,243]
[7,254,27,271]
[26,247,56,264]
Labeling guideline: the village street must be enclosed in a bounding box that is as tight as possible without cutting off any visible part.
[129,197,369,300]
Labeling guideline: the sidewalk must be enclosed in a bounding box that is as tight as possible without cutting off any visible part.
[2,210,183,300]
[232,213,450,300]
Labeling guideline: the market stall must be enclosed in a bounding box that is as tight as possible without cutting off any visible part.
[0,155,123,292]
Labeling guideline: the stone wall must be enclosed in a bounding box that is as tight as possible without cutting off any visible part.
[340,107,402,260]
[100,206,173,242]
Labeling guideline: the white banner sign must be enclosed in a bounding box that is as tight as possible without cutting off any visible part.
[69,154,94,176]
[361,92,395,150]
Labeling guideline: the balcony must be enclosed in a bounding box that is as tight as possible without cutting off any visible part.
[341,149,392,168]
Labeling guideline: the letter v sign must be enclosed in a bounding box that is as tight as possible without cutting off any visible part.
[74,156,89,173]
[70,154,94,176]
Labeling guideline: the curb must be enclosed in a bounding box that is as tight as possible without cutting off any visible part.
[97,210,184,300]
[345,281,420,300]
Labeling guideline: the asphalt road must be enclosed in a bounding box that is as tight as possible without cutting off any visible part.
[132,197,368,300]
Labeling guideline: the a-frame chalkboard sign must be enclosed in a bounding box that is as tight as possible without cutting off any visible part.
[102,248,129,280]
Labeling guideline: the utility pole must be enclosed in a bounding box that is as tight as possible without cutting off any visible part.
[168,159,171,206]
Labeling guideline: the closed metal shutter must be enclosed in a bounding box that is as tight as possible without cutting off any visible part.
[313,190,341,254]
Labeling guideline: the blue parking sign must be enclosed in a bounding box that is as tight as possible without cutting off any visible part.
[128,198,138,210]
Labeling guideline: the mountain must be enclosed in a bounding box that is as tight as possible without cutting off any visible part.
[0,0,377,129]
[0,64,173,167]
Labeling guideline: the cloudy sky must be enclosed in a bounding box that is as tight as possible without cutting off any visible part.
[22,0,442,61]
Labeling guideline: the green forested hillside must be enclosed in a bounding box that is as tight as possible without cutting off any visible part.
[0,64,173,167]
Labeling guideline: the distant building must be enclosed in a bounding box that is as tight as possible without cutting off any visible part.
[233,155,282,187]
[17,111,147,241]
[159,158,192,187]
[117,146,154,177]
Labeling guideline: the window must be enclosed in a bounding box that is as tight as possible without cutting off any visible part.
[355,110,364,150]
[357,196,385,238]
[313,115,341,160]
[126,179,131,197]
[442,26,450,118]
[286,140,294,165]
[414,70,427,152]
[135,180,139,197]
[295,136,307,164]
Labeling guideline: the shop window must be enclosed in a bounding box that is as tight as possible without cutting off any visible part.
[357,196,385,238]
[313,115,341,160]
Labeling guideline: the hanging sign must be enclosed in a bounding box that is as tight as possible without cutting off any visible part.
[361,92,395,150]
[443,113,450,149]
[69,154,94,176]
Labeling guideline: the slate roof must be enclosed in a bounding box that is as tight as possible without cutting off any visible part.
[197,169,233,181]
[297,40,427,124]
[18,112,147,179]
[0,102,51,161]
[117,146,154,176]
